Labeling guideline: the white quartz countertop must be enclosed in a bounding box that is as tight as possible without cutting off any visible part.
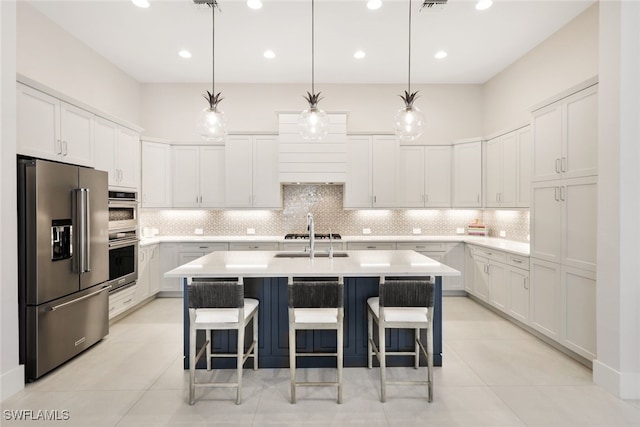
[141,235,529,256]
[164,250,461,279]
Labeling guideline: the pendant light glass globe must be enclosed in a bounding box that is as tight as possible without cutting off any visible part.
[394,106,425,141]
[197,106,227,143]
[299,107,329,141]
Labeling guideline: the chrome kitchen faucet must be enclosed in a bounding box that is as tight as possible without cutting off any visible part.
[307,213,315,259]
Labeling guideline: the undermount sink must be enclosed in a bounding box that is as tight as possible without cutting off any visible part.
[274,252,349,258]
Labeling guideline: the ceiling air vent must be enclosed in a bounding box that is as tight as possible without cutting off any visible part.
[421,0,447,12]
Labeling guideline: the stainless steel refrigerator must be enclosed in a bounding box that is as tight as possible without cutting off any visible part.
[18,158,111,381]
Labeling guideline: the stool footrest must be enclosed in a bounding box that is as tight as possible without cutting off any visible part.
[295,381,340,387]
[295,352,337,357]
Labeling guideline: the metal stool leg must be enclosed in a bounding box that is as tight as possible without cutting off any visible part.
[414,328,420,369]
[337,320,344,404]
[289,324,296,404]
[367,309,373,369]
[236,322,244,405]
[189,313,196,406]
[379,319,386,403]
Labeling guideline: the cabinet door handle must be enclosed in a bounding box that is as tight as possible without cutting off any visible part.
[554,187,560,201]
[555,158,561,173]
[561,157,567,173]
[62,141,68,156]
[477,194,480,203]
[56,139,62,154]
[373,195,377,204]
[560,186,566,201]
[524,277,529,290]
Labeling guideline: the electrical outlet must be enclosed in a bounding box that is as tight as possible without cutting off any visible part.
[362,228,371,235]
[456,228,465,234]
[499,230,506,237]
[247,228,256,235]
[412,228,421,235]
[194,228,203,235]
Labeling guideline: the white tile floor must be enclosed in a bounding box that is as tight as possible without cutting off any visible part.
[3,297,639,426]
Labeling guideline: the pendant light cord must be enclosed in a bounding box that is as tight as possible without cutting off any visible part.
[311,0,315,95]
[408,0,412,95]
[211,0,216,96]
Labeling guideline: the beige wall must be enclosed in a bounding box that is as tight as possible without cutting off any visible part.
[141,82,484,144]
[16,2,142,125]
[482,4,599,135]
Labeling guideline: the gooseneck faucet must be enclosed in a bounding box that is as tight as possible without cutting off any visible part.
[307,213,315,259]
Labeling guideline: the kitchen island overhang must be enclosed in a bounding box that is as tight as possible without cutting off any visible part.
[165,250,460,369]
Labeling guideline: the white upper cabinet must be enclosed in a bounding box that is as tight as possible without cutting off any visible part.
[452,141,482,207]
[172,145,225,208]
[94,117,139,190]
[344,135,398,208]
[141,141,172,208]
[532,84,598,182]
[344,136,372,208]
[485,126,530,208]
[225,135,281,209]
[398,145,451,208]
[17,83,94,167]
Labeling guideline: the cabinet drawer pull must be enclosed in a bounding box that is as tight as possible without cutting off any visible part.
[123,298,133,304]
[512,258,523,264]
[367,246,376,249]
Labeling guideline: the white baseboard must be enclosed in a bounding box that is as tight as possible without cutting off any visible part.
[593,359,640,399]
[0,364,24,402]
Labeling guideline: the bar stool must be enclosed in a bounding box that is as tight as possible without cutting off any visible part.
[288,276,344,404]
[187,277,258,405]
[367,276,435,402]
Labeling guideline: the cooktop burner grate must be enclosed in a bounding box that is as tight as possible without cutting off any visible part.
[284,233,342,240]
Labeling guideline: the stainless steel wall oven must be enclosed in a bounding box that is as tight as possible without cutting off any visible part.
[108,191,138,293]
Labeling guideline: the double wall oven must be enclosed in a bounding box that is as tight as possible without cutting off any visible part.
[108,191,138,293]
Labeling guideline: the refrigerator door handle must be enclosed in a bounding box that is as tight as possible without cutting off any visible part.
[73,188,92,274]
[48,285,111,311]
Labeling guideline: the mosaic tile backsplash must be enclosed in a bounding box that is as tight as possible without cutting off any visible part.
[140,185,530,242]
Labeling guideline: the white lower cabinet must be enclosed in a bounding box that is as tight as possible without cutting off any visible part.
[396,242,463,292]
[507,264,530,324]
[159,243,180,294]
[136,244,159,305]
[529,257,596,359]
[469,245,530,318]
[346,242,397,251]
[228,242,279,251]
[561,265,596,359]
[108,285,137,320]
[529,258,562,341]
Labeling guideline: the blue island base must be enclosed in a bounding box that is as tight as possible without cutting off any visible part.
[182,277,442,369]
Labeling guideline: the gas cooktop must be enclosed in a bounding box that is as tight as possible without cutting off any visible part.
[284,233,342,240]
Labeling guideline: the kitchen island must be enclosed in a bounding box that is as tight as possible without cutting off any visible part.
[165,249,460,369]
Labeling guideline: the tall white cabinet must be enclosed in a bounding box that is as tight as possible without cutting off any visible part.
[529,82,598,360]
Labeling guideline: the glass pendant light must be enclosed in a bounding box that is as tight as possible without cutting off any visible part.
[394,0,425,141]
[197,1,227,143]
[299,0,329,141]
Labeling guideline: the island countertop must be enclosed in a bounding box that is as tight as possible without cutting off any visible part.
[164,249,461,279]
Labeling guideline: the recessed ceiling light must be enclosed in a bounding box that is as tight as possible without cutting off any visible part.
[263,50,276,59]
[476,0,493,11]
[435,50,448,59]
[354,50,366,59]
[178,50,192,59]
[367,0,382,10]
[247,0,263,10]
[131,0,150,8]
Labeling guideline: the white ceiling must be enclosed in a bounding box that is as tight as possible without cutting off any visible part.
[26,0,596,85]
